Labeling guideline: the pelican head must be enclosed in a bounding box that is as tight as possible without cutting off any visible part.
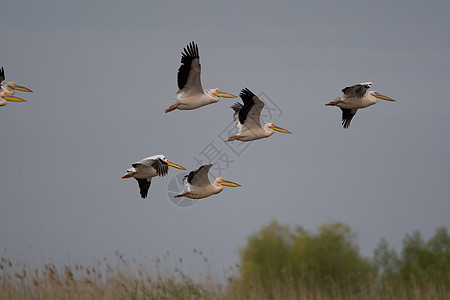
[3,81,33,93]
[165,159,186,170]
[217,177,241,187]
[1,91,26,102]
[267,123,292,134]
[369,91,396,102]
[207,88,237,102]
[3,82,16,88]
[157,155,186,170]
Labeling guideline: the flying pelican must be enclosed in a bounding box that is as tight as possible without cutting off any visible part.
[0,67,33,106]
[165,42,237,113]
[326,82,396,128]
[225,88,291,142]
[122,154,186,199]
[174,164,240,199]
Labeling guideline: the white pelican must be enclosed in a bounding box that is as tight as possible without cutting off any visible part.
[0,67,32,106]
[174,164,240,199]
[326,82,396,128]
[225,88,292,142]
[122,154,186,199]
[165,42,237,113]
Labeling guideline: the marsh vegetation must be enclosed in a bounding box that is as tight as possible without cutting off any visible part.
[1,221,449,299]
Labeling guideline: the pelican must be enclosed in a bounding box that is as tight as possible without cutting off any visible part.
[326,82,396,128]
[225,88,292,142]
[0,67,32,106]
[165,42,237,113]
[174,164,240,199]
[122,154,186,199]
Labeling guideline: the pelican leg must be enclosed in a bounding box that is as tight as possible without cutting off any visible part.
[165,101,182,113]
[225,135,239,142]
[121,171,137,179]
[325,97,342,106]
[174,191,191,198]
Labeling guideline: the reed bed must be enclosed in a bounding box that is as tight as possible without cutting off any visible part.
[1,251,447,300]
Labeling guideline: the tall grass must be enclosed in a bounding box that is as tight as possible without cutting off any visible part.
[1,252,447,300]
[0,250,223,300]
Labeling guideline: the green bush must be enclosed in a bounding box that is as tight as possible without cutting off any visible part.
[233,220,374,297]
[374,227,450,293]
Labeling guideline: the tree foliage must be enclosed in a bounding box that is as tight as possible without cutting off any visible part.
[235,220,373,295]
[374,227,450,291]
[290,222,373,291]
[232,221,450,298]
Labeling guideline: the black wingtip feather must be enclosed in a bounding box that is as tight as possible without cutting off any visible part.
[340,108,355,129]
[238,88,256,124]
[177,42,200,90]
[239,88,255,102]
[181,41,199,61]
[136,178,151,199]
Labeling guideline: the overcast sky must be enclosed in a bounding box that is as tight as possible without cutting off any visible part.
[1,0,449,277]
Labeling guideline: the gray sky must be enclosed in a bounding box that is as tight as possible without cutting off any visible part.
[1,0,449,277]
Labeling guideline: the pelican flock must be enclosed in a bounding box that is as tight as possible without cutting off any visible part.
[165,42,237,113]
[122,42,397,201]
[326,82,396,128]
[226,88,292,142]
[174,164,240,199]
[1,43,398,203]
[122,154,186,199]
[0,67,33,106]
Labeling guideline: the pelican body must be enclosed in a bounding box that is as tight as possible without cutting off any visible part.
[0,67,33,106]
[122,154,186,199]
[326,82,396,128]
[174,164,240,199]
[165,42,236,112]
[226,88,291,142]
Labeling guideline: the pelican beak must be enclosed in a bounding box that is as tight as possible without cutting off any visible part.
[220,180,241,187]
[373,93,396,102]
[272,125,292,134]
[13,85,33,93]
[1,94,26,102]
[167,160,186,170]
[215,91,237,98]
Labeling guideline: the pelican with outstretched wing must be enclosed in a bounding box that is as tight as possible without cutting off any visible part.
[326,82,396,128]
[165,42,237,112]
[174,164,240,199]
[122,154,186,199]
[225,88,291,142]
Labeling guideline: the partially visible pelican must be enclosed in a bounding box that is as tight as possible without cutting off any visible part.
[225,88,291,142]
[326,82,396,128]
[122,154,186,199]
[0,67,33,106]
[165,42,237,113]
[174,164,240,199]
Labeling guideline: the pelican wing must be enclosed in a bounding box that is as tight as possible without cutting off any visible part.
[341,108,357,129]
[342,82,372,99]
[184,164,212,187]
[231,102,244,132]
[133,157,169,177]
[177,42,203,95]
[135,178,151,199]
[237,88,264,130]
[0,67,4,83]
